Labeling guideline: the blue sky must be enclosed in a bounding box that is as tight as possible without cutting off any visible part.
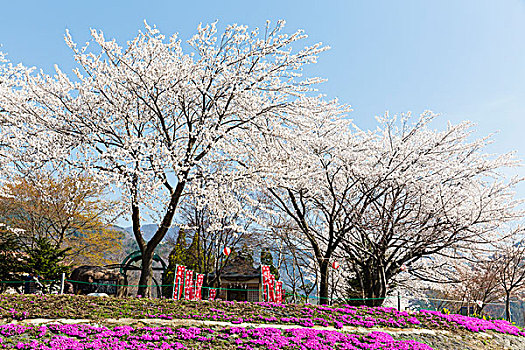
[1,0,525,204]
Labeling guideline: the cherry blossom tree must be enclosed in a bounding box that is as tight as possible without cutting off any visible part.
[253,100,373,304]
[0,52,25,175]
[256,110,522,305]
[339,113,522,305]
[494,232,525,321]
[0,21,328,296]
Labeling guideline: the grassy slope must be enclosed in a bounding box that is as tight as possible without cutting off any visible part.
[1,295,524,349]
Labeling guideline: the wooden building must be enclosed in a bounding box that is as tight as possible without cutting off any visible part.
[213,255,262,302]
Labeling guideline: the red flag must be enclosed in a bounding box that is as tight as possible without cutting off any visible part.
[268,274,276,302]
[189,272,195,300]
[194,274,204,300]
[261,265,271,302]
[209,288,216,301]
[184,270,193,300]
[274,280,279,303]
[276,281,283,303]
[174,265,186,300]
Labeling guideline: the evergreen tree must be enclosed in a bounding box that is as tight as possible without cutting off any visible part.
[26,236,70,280]
[186,231,202,272]
[24,236,70,293]
[0,225,25,292]
[161,229,210,297]
[170,229,189,266]
[161,229,188,297]
[261,248,279,279]
[239,243,255,267]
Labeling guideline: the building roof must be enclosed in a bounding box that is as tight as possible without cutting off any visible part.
[214,255,261,280]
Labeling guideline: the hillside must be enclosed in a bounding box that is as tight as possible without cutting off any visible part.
[1,295,524,349]
[121,224,179,242]
[111,224,178,262]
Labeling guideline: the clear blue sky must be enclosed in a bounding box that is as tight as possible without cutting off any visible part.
[1,0,525,202]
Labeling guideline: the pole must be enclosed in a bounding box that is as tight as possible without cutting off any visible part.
[397,291,401,311]
[60,273,65,295]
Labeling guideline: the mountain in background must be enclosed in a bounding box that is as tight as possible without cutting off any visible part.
[123,224,179,241]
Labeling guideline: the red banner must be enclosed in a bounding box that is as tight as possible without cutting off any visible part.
[189,272,195,300]
[184,270,193,300]
[268,274,276,302]
[174,265,186,300]
[276,281,283,303]
[209,288,216,301]
[194,274,204,300]
[261,265,270,302]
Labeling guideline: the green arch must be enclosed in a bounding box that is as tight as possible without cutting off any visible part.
[120,251,167,274]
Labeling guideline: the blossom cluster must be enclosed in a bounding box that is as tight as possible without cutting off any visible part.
[0,323,433,350]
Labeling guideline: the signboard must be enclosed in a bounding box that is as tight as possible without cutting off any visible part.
[209,288,217,300]
[95,279,117,295]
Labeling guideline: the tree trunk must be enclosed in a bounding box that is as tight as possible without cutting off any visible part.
[137,249,154,297]
[319,260,329,305]
[361,261,387,307]
[134,178,187,298]
[505,290,512,321]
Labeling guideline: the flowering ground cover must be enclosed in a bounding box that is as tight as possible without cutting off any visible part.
[0,323,433,349]
[1,295,523,338]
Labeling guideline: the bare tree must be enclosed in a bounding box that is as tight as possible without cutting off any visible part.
[272,224,318,303]
[426,257,502,315]
[496,234,525,321]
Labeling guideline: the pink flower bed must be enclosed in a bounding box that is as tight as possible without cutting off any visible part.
[0,323,433,350]
[2,295,523,340]
[145,302,525,337]
[419,310,524,336]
